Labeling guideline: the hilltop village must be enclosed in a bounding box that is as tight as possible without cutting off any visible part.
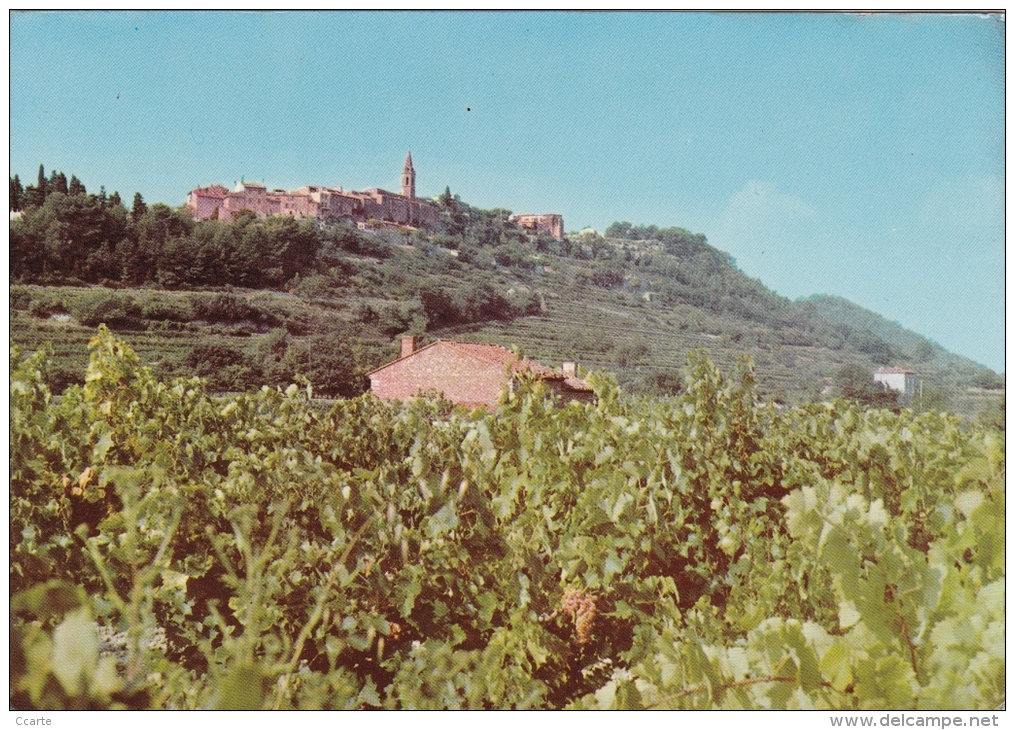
[186,153,565,239]
[11,159,1002,416]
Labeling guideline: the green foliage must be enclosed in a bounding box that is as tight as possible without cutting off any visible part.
[971,370,1004,390]
[911,338,936,364]
[8,171,996,412]
[9,330,1003,709]
[188,292,278,328]
[184,342,257,392]
[590,263,625,288]
[130,192,147,220]
[263,331,367,398]
[70,291,143,328]
[26,290,69,318]
[418,277,533,329]
[11,174,24,212]
[835,362,899,408]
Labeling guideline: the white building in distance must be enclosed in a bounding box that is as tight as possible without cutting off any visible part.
[875,367,917,396]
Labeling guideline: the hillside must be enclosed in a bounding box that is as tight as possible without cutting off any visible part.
[9,189,1002,418]
[802,293,996,375]
[800,294,1003,413]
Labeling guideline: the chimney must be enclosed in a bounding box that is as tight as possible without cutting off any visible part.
[400,335,417,358]
[562,362,577,377]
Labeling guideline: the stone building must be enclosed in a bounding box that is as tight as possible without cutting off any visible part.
[368,336,593,411]
[186,153,438,228]
[508,213,565,240]
[186,185,229,220]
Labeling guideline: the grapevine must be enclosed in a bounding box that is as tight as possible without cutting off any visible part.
[9,328,1004,709]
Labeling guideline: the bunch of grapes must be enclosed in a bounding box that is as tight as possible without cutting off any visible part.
[561,589,597,645]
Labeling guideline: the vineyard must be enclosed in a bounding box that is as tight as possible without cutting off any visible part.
[10,327,1004,709]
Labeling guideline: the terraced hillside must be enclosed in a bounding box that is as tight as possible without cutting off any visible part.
[10,197,1001,418]
[434,261,1001,417]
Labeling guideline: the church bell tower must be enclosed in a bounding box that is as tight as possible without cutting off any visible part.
[401,152,415,199]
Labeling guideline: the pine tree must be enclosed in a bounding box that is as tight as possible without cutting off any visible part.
[10,174,23,211]
[69,175,85,196]
[131,191,147,219]
[108,191,122,208]
[49,170,68,195]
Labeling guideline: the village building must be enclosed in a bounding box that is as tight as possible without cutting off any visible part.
[186,153,439,229]
[508,213,565,240]
[874,367,917,396]
[186,184,230,220]
[367,336,593,410]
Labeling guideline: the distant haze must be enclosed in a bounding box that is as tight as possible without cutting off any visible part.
[10,11,1004,372]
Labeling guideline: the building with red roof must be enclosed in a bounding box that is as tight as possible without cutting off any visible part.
[186,184,229,220]
[508,213,565,240]
[367,336,593,410]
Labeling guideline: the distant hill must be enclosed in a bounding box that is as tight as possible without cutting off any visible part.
[9,192,1002,418]
[802,294,955,367]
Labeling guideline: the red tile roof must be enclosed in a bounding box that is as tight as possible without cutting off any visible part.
[368,339,593,392]
[443,341,556,376]
[193,185,228,199]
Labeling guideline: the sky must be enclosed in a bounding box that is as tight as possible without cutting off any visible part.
[9,11,1006,372]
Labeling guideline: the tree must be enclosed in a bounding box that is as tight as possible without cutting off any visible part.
[834,362,898,408]
[262,329,366,397]
[49,170,68,196]
[261,215,321,284]
[68,175,85,196]
[605,221,632,239]
[131,192,147,220]
[25,165,48,208]
[10,175,23,211]
[419,284,458,328]
[846,328,897,364]
[33,192,110,277]
[971,370,1004,390]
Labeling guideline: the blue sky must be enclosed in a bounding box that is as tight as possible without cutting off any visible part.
[10,11,1005,372]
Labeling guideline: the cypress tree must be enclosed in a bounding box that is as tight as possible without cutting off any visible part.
[34,164,48,206]
[10,175,23,211]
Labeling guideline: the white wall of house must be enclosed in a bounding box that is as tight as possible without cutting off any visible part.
[875,370,916,396]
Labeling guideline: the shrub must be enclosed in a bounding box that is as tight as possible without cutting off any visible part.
[188,292,279,328]
[377,301,426,336]
[70,290,142,328]
[10,286,32,311]
[140,297,194,323]
[591,264,625,289]
[27,292,69,318]
[189,292,253,323]
[185,341,259,392]
[289,274,335,299]
[491,243,533,270]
